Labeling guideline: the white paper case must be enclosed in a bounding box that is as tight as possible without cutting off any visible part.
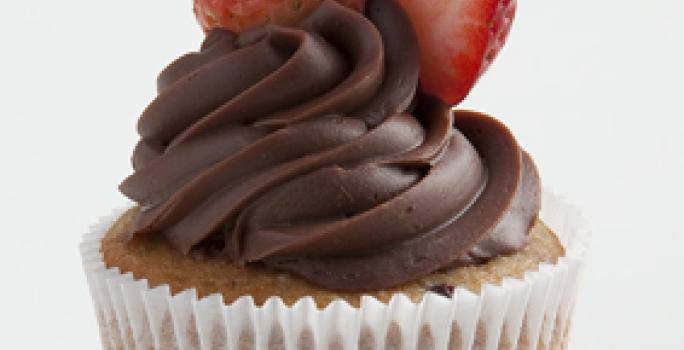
[80,191,589,350]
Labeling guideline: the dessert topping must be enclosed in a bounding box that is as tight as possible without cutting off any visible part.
[121,0,540,291]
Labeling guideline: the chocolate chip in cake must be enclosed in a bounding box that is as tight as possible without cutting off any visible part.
[428,284,455,298]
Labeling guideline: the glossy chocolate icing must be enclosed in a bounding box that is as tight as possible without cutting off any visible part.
[120,0,541,291]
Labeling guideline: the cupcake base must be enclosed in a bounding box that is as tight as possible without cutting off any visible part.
[81,191,588,350]
[102,208,564,308]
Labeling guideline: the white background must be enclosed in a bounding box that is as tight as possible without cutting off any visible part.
[1,0,683,348]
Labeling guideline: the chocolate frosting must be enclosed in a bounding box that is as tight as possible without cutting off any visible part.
[120,0,541,291]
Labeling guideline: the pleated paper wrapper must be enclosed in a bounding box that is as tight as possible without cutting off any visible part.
[80,191,590,350]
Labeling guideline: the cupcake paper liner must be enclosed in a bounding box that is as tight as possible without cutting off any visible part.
[80,190,590,350]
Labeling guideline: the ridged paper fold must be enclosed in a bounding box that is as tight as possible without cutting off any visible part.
[81,191,589,350]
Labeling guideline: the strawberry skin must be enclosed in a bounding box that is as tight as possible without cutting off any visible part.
[395,0,517,105]
[194,0,367,33]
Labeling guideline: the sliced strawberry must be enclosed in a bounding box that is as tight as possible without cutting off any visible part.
[194,0,367,33]
[395,0,517,105]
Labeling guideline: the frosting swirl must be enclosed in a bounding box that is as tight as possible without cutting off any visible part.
[120,0,541,291]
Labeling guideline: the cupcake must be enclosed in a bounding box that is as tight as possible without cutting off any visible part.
[81,0,589,349]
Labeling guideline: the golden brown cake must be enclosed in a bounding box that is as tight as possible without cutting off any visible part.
[103,208,564,308]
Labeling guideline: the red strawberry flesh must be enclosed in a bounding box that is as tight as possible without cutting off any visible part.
[396,0,517,105]
[194,0,367,33]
